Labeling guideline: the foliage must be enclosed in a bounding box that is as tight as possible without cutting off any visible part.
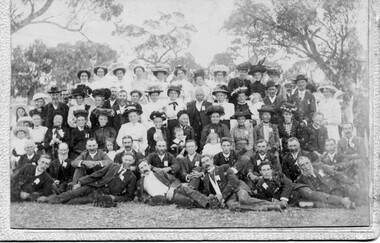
[210,52,235,67]
[168,52,203,71]
[223,0,366,90]
[283,59,322,83]
[11,0,123,40]
[112,12,197,65]
[11,40,118,100]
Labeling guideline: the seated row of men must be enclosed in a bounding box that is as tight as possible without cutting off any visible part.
[11,133,367,211]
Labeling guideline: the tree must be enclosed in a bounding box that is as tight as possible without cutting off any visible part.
[112,12,197,65]
[224,0,366,90]
[168,52,203,71]
[11,0,123,40]
[210,52,235,67]
[11,40,118,100]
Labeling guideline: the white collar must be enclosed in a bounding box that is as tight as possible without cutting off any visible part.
[223,153,230,158]
[258,153,266,160]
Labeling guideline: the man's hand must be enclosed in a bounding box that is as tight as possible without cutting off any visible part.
[152,167,161,172]
[249,173,258,181]
[82,160,95,169]
[314,151,322,158]
[176,154,184,159]
[20,191,30,200]
[73,182,81,190]
[191,171,202,178]
[54,180,60,185]
[162,167,172,173]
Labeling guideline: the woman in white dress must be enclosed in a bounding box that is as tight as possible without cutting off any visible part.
[317,85,341,142]
[151,64,170,102]
[116,104,147,154]
[142,85,166,128]
[171,66,195,104]
[210,65,229,89]
[67,85,92,128]
[112,67,130,92]
[90,66,111,90]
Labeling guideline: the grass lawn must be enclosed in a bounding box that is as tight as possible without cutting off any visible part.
[11,202,370,228]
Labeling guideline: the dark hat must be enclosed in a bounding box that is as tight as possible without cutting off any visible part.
[76,84,92,97]
[257,105,275,114]
[130,89,143,97]
[231,110,252,120]
[167,84,182,96]
[236,62,251,71]
[206,105,225,116]
[133,65,145,73]
[248,65,267,75]
[73,109,89,118]
[92,88,111,100]
[77,70,91,79]
[47,86,62,94]
[266,80,276,90]
[113,67,126,76]
[212,85,230,95]
[150,111,167,121]
[93,108,114,117]
[293,74,308,83]
[231,87,248,97]
[177,110,189,119]
[193,69,205,80]
[145,85,163,95]
[152,64,171,76]
[266,68,282,77]
[280,103,297,114]
[94,66,108,76]
[123,103,143,116]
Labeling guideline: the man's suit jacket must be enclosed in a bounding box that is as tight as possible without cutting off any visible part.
[337,136,366,159]
[202,164,240,201]
[72,150,113,175]
[147,152,180,173]
[246,152,282,176]
[213,150,240,167]
[263,95,285,124]
[281,150,319,182]
[300,124,328,154]
[146,126,170,154]
[17,153,40,169]
[289,90,316,124]
[255,171,293,201]
[179,153,202,182]
[114,149,144,165]
[253,123,280,152]
[187,100,212,134]
[136,170,182,202]
[112,105,130,132]
[47,158,75,183]
[79,162,136,202]
[43,126,71,155]
[44,102,69,129]
[103,99,118,109]
[295,164,357,194]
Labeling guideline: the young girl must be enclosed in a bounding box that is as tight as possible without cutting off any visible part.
[105,138,117,161]
[164,84,186,134]
[146,111,170,155]
[28,111,48,154]
[170,127,186,157]
[10,126,30,172]
[202,133,222,157]
[230,110,254,151]
[249,92,264,126]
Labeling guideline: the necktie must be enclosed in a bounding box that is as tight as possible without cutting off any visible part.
[169,102,178,111]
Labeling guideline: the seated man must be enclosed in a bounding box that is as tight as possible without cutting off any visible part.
[114,135,144,177]
[254,162,293,208]
[281,137,320,182]
[213,137,239,167]
[200,154,282,212]
[47,152,137,205]
[15,139,40,171]
[71,138,113,184]
[300,112,328,157]
[47,142,75,194]
[294,156,365,208]
[11,154,54,202]
[178,140,203,190]
[137,160,219,209]
[147,140,180,176]
[337,123,366,159]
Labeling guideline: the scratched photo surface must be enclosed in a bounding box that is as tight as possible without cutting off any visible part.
[7,0,376,235]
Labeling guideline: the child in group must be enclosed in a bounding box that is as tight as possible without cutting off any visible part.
[146,111,170,155]
[105,138,117,161]
[29,93,49,126]
[202,133,222,157]
[212,85,234,130]
[11,126,30,172]
[172,110,195,141]
[164,84,186,135]
[28,111,48,154]
[70,109,92,158]
[249,92,264,126]
[170,127,187,157]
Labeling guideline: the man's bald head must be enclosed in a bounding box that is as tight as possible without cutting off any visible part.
[195,87,205,102]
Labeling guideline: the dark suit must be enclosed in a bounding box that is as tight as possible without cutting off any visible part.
[11,164,53,201]
[43,126,71,158]
[47,157,75,193]
[44,102,69,129]
[253,123,280,153]
[289,90,316,125]
[93,126,117,151]
[16,153,40,170]
[147,152,180,175]
[103,99,118,109]
[179,153,203,189]
[112,105,130,132]
[187,100,212,144]
[114,149,144,165]
[281,150,319,182]
[146,126,170,154]
[213,150,240,167]
[71,150,113,184]
[246,152,282,176]
[51,163,137,204]
[70,126,93,156]
[337,136,366,159]
[263,95,285,124]
[251,81,266,98]
[254,171,293,202]
[300,124,328,154]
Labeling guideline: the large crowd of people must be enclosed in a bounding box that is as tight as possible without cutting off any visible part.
[10,62,368,212]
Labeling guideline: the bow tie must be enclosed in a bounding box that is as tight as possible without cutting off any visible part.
[169,102,178,110]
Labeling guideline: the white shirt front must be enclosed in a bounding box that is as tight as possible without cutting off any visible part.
[195,101,203,111]
[298,90,306,100]
[143,171,169,197]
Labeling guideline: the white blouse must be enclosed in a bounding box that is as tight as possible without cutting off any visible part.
[116,122,147,153]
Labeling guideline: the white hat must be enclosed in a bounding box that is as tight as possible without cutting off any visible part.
[32,93,49,101]
[318,85,338,93]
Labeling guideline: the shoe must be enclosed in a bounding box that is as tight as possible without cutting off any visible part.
[207,195,221,209]
[94,194,117,208]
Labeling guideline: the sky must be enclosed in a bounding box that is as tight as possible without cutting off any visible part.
[11,0,368,70]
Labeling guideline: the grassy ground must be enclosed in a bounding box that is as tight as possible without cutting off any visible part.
[11,202,370,228]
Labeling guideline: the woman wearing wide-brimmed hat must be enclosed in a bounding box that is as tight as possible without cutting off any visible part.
[92,108,117,151]
[317,84,341,141]
[193,69,213,102]
[45,86,70,129]
[141,85,166,128]
[277,102,302,153]
[70,109,93,157]
[77,70,92,86]
[150,63,170,101]
[112,66,130,91]
[199,105,232,149]
[213,85,234,130]
[90,66,112,90]
[29,93,49,126]
[67,85,92,128]
[249,61,267,99]
[230,110,254,151]
[116,104,147,154]
[164,84,187,133]
[11,103,30,129]
[211,64,229,88]
[131,65,150,94]
[227,62,252,105]
[171,66,195,104]
[89,88,112,131]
